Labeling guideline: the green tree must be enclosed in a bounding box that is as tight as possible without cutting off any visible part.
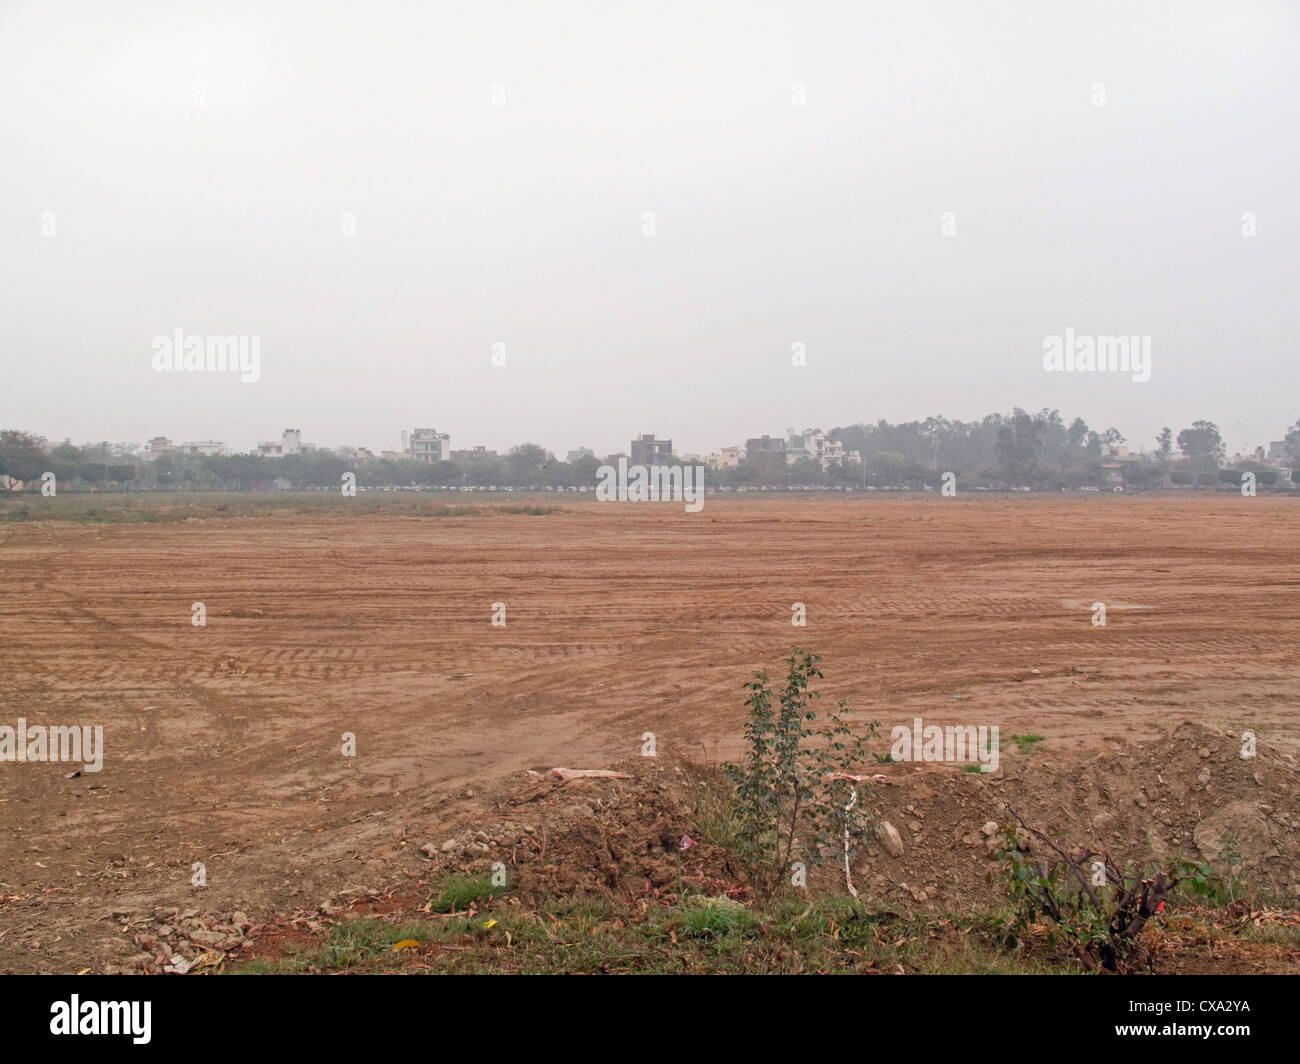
[505,443,553,486]
[0,429,48,484]
[996,410,1043,485]
[724,650,878,898]
[1155,427,1173,469]
[1176,421,1225,471]
[570,453,601,487]
[78,462,108,485]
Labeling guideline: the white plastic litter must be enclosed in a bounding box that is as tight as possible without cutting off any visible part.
[547,767,631,780]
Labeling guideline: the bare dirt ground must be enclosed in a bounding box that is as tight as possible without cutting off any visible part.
[2,494,1298,973]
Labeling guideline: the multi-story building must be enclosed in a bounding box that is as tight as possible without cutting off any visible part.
[408,427,451,463]
[451,446,498,461]
[786,429,857,471]
[745,435,787,462]
[706,446,742,470]
[258,428,304,458]
[630,434,673,465]
[144,436,175,461]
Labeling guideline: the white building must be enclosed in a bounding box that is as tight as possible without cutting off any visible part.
[178,440,227,457]
[258,428,306,458]
[408,427,450,463]
[786,429,849,471]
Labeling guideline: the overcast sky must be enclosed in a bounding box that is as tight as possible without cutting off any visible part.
[2,0,1297,458]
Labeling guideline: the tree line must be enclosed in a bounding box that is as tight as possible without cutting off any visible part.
[3,411,1299,492]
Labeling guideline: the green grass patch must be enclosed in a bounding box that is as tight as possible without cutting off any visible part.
[236,895,1089,975]
[673,896,759,939]
[429,873,499,914]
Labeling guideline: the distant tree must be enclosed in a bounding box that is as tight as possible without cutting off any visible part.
[1067,417,1090,448]
[825,459,860,486]
[305,453,348,486]
[1122,461,1162,490]
[921,415,954,470]
[426,459,460,486]
[1155,427,1173,468]
[49,442,83,464]
[505,443,554,485]
[43,442,84,485]
[787,456,821,486]
[996,410,1043,485]
[153,455,177,486]
[866,451,907,486]
[1284,419,1300,461]
[78,462,108,484]
[1176,421,1225,471]
[748,450,787,485]
[570,454,601,486]
[0,429,48,484]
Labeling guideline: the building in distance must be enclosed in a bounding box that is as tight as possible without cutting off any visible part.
[408,428,451,463]
[631,434,673,465]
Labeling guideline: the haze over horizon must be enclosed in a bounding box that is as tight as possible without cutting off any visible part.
[3,1,1297,458]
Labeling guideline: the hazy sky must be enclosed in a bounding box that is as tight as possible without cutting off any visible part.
[3,1,1297,458]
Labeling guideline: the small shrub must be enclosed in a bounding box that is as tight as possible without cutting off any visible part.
[723,649,879,898]
[993,806,1215,971]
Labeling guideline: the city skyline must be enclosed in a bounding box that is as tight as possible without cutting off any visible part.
[16,404,1298,463]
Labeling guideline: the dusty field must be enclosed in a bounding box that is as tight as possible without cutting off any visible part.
[2,494,1298,973]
